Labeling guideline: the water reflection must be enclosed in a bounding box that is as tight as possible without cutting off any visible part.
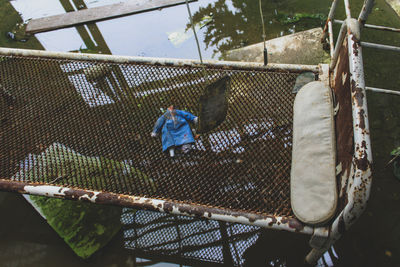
[121,209,260,266]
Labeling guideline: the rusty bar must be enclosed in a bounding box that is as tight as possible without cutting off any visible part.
[344,0,352,20]
[0,47,318,73]
[306,18,373,265]
[321,0,340,42]
[0,178,320,235]
[330,19,348,70]
[365,86,400,96]
[334,17,372,243]
[361,42,400,53]
[334,19,400,33]
[358,0,375,26]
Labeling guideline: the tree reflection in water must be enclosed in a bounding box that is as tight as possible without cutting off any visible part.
[187,0,328,58]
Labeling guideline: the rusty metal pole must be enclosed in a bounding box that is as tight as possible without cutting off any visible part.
[306,18,373,265]
[0,47,319,73]
[321,0,339,43]
[358,0,375,26]
[330,19,348,70]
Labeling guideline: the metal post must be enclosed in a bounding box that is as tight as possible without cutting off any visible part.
[344,0,352,19]
[321,0,339,43]
[358,0,375,26]
[329,19,348,70]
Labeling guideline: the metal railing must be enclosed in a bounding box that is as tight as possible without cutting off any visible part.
[322,0,400,96]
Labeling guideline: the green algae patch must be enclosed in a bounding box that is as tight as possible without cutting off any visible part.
[13,142,156,194]
[29,195,122,259]
[0,0,43,49]
[11,142,155,258]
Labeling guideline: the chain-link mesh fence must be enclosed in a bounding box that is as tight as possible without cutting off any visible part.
[0,54,305,217]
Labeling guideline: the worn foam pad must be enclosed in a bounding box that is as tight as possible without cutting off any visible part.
[291,81,337,225]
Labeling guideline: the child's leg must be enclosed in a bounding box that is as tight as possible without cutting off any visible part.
[169,147,175,157]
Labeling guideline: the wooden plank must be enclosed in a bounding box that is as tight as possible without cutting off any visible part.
[26,0,197,34]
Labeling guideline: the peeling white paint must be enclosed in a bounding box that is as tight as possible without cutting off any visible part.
[24,185,70,197]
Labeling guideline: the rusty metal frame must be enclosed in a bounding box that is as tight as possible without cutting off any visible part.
[306,16,373,265]
[324,0,400,57]
[0,46,327,238]
[0,179,321,236]
[0,47,318,73]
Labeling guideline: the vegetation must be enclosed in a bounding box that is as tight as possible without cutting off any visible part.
[29,195,122,259]
[0,0,43,49]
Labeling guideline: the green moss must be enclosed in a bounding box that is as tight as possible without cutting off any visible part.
[12,142,155,258]
[0,0,43,49]
[15,143,156,193]
[277,12,327,24]
[30,195,122,259]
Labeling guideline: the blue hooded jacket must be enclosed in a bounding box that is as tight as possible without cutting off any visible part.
[152,109,197,152]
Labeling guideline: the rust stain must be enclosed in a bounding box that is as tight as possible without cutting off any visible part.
[358,109,366,129]
[332,37,354,215]
[288,218,305,231]
[351,35,360,56]
[333,39,353,176]
[361,140,367,149]
[351,80,364,107]
[355,150,369,172]
[64,188,94,199]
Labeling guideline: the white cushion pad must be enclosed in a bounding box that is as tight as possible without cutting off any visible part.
[291,81,337,225]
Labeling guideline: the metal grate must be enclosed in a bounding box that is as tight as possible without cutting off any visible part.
[121,209,260,266]
[0,54,301,217]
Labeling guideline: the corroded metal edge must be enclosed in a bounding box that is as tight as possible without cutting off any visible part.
[307,17,373,264]
[0,47,319,73]
[331,18,372,237]
[0,178,322,235]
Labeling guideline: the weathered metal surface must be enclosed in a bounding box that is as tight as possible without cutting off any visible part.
[332,37,354,211]
[0,47,319,73]
[344,0,352,19]
[330,19,349,70]
[26,0,198,34]
[306,17,373,265]
[321,0,339,43]
[330,18,361,71]
[0,179,320,235]
[0,52,302,217]
[358,0,375,26]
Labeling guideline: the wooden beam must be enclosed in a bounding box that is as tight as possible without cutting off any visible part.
[26,0,197,34]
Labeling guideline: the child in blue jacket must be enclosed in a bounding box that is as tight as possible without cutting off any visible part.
[151,106,198,157]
